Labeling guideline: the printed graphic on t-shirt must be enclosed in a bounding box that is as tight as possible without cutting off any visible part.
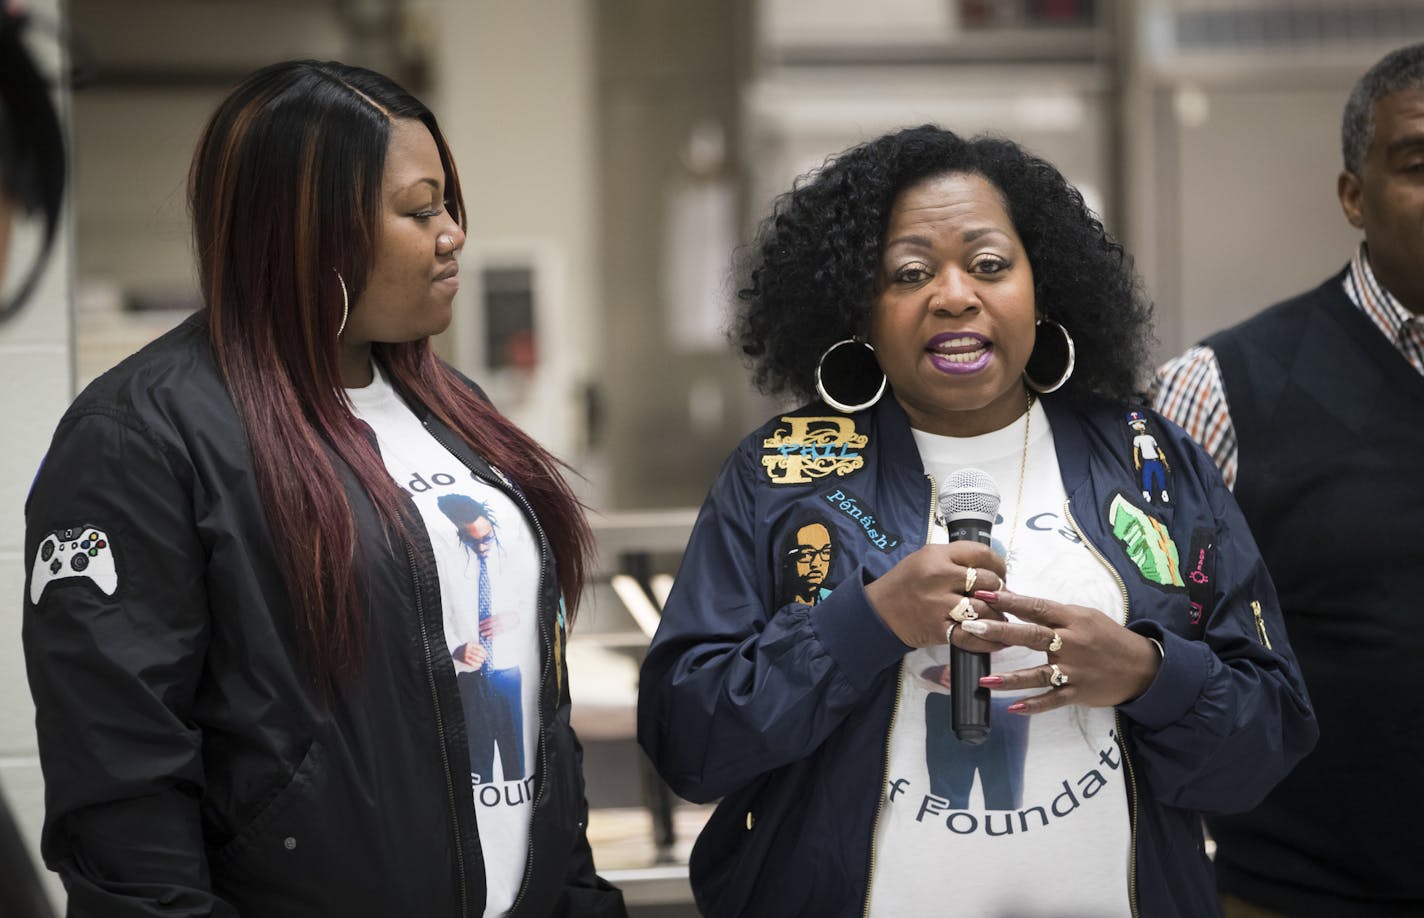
[346,368,540,918]
[436,493,528,787]
[873,406,1132,917]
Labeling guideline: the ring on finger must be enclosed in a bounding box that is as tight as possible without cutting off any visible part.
[948,595,977,623]
[963,566,978,593]
[1049,663,1069,688]
[1047,631,1063,653]
[945,623,956,644]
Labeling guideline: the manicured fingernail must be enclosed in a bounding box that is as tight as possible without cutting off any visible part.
[961,619,988,635]
[1006,702,1027,714]
[979,675,1003,687]
[973,590,999,602]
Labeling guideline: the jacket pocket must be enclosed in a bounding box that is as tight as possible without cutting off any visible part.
[210,739,326,868]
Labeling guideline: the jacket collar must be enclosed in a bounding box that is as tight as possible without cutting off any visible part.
[872,388,1092,498]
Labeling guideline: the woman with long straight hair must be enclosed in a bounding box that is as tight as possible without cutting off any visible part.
[22,59,625,918]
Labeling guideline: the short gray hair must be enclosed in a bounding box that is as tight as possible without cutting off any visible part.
[1342,42,1424,175]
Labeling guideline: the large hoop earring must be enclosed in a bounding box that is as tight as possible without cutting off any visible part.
[815,338,886,413]
[1023,316,1075,394]
[334,269,349,340]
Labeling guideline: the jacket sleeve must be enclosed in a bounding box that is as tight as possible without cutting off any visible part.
[21,410,236,917]
[636,444,910,804]
[1115,423,1317,814]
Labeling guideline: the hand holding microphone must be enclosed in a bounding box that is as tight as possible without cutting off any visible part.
[861,468,1007,654]
[937,469,1001,745]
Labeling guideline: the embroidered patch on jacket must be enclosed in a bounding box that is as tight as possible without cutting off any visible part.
[821,486,902,553]
[555,596,567,699]
[1107,494,1184,588]
[777,515,837,608]
[1183,528,1218,639]
[761,416,867,485]
[29,526,119,604]
[1125,409,1173,506]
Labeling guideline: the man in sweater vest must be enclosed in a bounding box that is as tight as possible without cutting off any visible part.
[1155,43,1424,918]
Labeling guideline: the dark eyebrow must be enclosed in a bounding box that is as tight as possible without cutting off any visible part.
[884,233,935,251]
[962,227,1010,244]
[884,227,1010,251]
[1385,134,1424,157]
[397,177,442,194]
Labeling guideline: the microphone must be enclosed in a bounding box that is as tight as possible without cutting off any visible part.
[939,468,1001,746]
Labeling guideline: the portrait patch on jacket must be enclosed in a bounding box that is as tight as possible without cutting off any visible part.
[821,486,902,552]
[777,515,837,608]
[761,416,867,485]
[1106,494,1184,589]
[29,526,120,604]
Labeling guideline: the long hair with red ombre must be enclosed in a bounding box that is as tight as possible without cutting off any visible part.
[188,60,592,687]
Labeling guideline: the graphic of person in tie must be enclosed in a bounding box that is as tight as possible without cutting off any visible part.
[438,494,525,784]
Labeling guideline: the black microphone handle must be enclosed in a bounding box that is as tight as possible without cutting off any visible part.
[948,519,992,746]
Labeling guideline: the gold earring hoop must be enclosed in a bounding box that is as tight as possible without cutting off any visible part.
[334,269,349,340]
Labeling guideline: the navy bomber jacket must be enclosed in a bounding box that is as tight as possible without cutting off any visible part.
[638,392,1317,918]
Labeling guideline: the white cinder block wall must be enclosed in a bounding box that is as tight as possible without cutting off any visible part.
[1,0,72,910]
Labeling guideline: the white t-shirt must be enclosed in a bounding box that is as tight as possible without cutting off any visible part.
[346,366,541,918]
[867,400,1132,917]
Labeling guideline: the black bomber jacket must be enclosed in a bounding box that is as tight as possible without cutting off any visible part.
[21,314,624,918]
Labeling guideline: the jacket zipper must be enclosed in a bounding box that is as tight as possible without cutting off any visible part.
[924,472,941,546]
[1063,500,1140,918]
[1251,601,1272,649]
[404,539,470,918]
[861,474,937,917]
[422,419,553,916]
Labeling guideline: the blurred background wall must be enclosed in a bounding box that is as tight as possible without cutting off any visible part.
[5,0,1424,912]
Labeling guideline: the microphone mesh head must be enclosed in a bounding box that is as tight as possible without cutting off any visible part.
[941,467,1001,523]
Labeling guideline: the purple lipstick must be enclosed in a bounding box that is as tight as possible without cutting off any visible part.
[926,331,992,375]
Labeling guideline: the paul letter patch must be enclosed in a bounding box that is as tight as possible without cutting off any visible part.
[761,416,867,485]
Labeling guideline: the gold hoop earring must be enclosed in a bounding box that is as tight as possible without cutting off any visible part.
[1023,316,1075,394]
[334,269,349,340]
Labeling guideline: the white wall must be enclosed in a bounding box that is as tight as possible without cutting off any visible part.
[0,0,72,908]
[417,0,599,470]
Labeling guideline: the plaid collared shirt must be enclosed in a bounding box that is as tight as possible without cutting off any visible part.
[1153,244,1424,489]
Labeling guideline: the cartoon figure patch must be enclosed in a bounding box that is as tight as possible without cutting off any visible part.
[438,494,526,783]
[1108,494,1184,588]
[778,516,835,607]
[761,416,867,485]
[30,527,118,603]
[1126,410,1172,505]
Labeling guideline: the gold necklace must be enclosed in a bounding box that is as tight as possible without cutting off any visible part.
[1004,388,1034,580]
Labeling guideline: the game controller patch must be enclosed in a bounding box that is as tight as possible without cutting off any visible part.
[30,526,119,604]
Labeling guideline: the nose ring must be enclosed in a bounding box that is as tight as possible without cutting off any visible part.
[437,234,455,251]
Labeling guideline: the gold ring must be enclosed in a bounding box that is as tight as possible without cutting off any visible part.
[1047,632,1063,653]
[948,595,977,623]
[1049,663,1069,688]
[945,623,956,644]
[964,567,978,593]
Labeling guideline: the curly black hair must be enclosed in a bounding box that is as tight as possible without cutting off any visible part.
[735,124,1154,405]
